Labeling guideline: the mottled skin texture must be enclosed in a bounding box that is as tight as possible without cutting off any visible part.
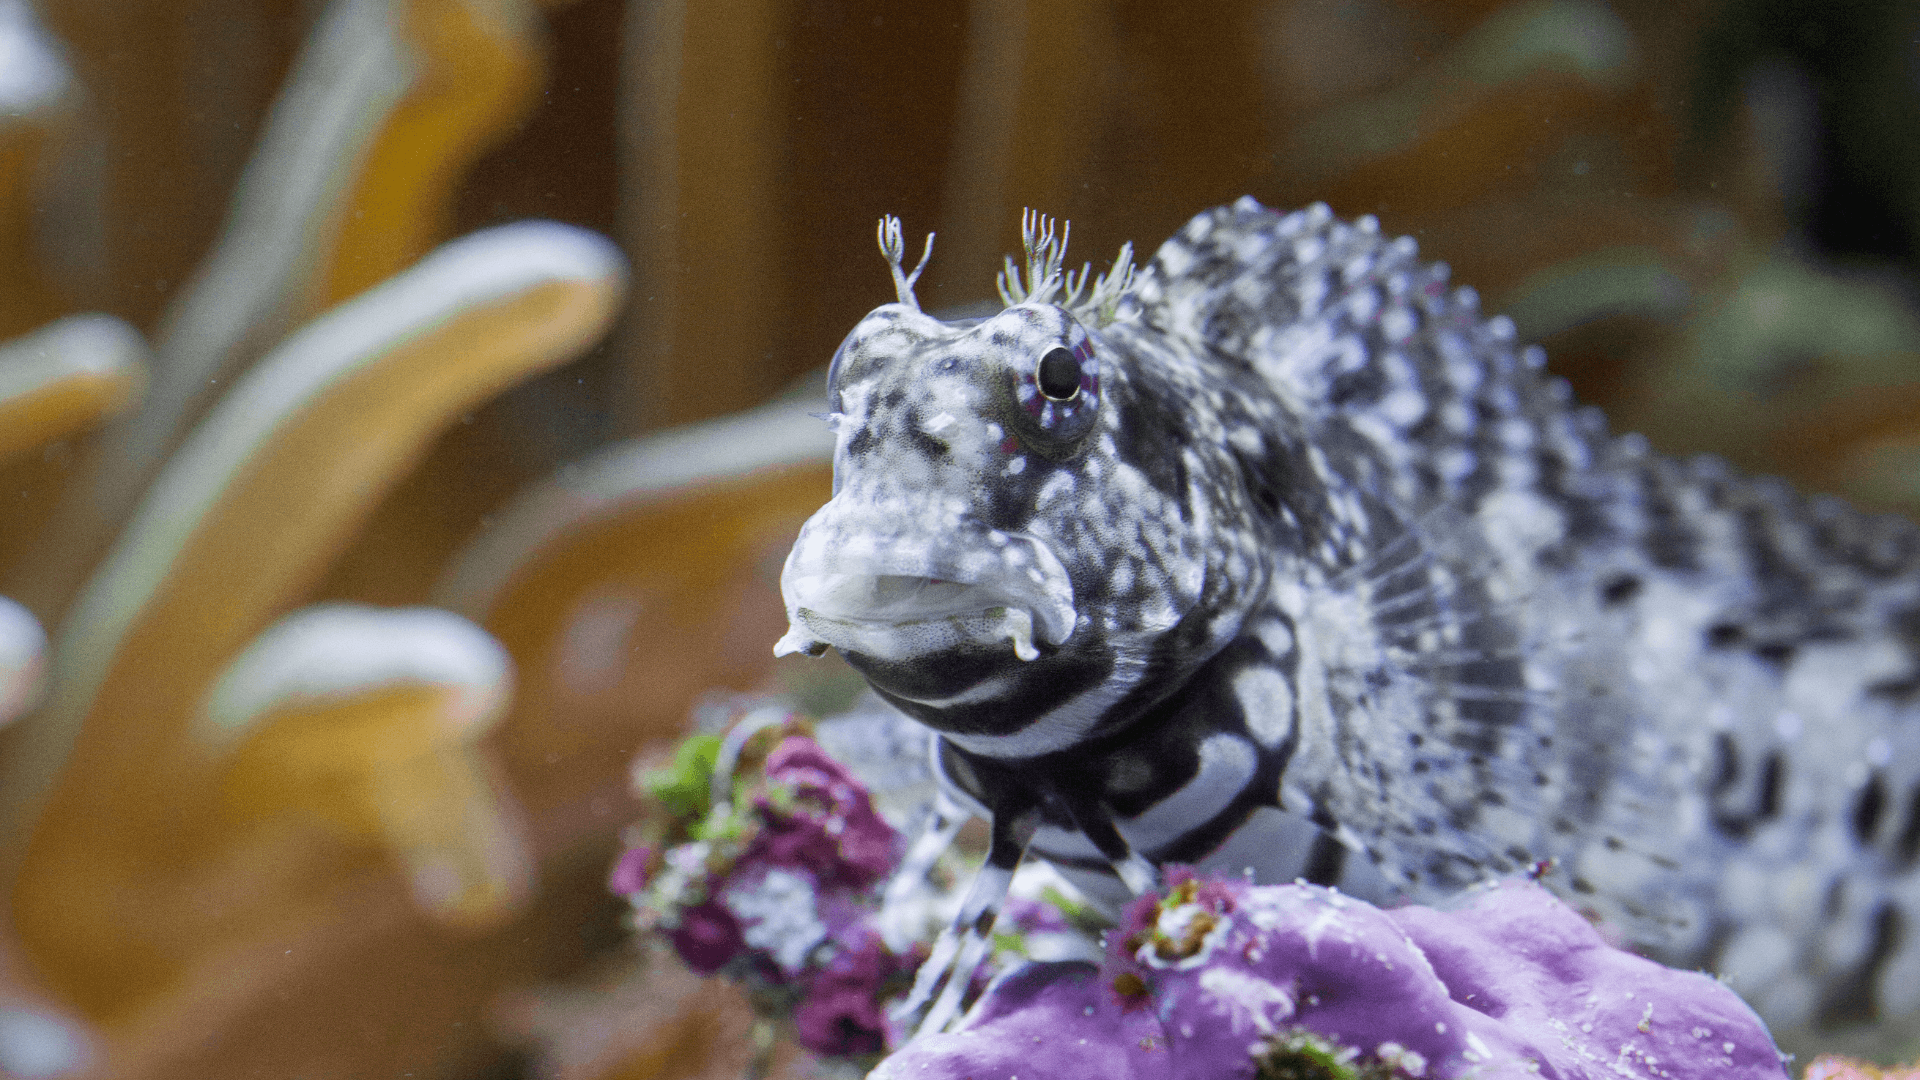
[779,198,1920,1037]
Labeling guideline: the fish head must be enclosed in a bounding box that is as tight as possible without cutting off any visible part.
[776,298,1271,754]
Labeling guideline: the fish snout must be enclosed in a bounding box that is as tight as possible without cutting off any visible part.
[774,501,1076,663]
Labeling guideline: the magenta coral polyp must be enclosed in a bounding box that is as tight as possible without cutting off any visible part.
[791,931,909,1056]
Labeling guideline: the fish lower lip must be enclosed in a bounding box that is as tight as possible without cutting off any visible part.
[798,573,1010,622]
[794,604,1044,662]
[781,574,1053,661]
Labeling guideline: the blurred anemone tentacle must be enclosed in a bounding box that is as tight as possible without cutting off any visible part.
[434,382,835,622]
[0,314,147,462]
[8,219,624,1018]
[0,0,77,342]
[0,597,45,731]
[7,0,560,624]
[432,380,836,798]
[205,604,531,927]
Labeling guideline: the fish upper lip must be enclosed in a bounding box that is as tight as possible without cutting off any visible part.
[776,511,1076,659]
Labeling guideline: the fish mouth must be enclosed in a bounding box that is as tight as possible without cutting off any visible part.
[774,517,1076,663]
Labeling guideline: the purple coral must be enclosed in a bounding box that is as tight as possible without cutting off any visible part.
[617,727,932,1062]
[869,961,1169,1080]
[749,736,897,888]
[793,930,912,1056]
[1803,1056,1920,1080]
[607,845,652,896]
[669,899,745,975]
[873,875,1788,1080]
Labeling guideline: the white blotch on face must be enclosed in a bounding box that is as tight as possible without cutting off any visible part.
[1004,456,1026,476]
[1233,666,1295,748]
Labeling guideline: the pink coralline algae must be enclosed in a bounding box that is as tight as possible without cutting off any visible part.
[606,845,652,896]
[875,873,1787,1080]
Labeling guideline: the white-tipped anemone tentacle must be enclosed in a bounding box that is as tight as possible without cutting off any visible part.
[773,496,1077,663]
[877,214,934,312]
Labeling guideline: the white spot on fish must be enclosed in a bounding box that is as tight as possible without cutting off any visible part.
[1378,386,1427,428]
[1233,666,1295,747]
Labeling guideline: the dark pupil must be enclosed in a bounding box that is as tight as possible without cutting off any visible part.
[1037,346,1081,401]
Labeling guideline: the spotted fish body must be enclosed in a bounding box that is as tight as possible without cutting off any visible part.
[777,199,1920,1037]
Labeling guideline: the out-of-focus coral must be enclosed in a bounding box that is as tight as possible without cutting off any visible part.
[611,712,922,1067]
[0,599,44,731]
[493,947,812,1080]
[878,873,1789,1080]
[0,316,143,462]
[7,216,623,1021]
[0,0,76,342]
[1803,1055,1920,1080]
[505,705,1104,1079]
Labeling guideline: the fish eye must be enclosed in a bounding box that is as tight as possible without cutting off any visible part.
[1037,346,1081,401]
[1005,318,1100,455]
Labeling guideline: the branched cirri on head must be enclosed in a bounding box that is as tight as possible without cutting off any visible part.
[776,199,1920,1040]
